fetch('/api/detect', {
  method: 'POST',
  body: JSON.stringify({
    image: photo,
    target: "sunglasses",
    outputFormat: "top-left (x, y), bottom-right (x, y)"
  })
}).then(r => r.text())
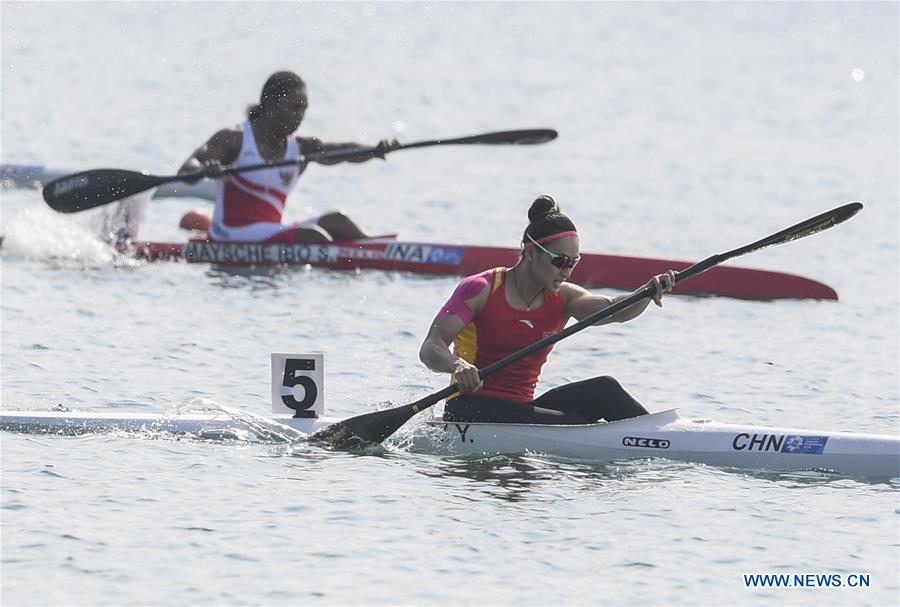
top-left (526, 233), bottom-right (581, 269)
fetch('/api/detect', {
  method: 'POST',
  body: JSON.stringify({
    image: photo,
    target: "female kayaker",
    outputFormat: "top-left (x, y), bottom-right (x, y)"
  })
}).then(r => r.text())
top-left (178, 71), bottom-right (399, 243)
top-left (419, 195), bottom-right (676, 424)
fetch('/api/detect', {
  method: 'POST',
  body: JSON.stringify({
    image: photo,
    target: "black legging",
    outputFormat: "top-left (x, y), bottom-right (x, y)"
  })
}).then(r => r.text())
top-left (443, 376), bottom-right (649, 425)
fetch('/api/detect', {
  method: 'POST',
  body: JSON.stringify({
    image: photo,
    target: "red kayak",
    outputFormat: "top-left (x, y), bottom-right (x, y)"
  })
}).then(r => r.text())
top-left (121, 237), bottom-right (838, 300)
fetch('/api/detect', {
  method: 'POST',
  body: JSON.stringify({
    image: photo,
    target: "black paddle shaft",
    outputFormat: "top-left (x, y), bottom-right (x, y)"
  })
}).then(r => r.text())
top-left (42, 128), bottom-right (558, 213)
top-left (310, 202), bottom-right (863, 448)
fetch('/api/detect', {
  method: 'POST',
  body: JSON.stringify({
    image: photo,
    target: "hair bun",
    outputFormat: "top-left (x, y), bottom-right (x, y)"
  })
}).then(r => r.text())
top-left (527, 195), bottom-right (559, 223)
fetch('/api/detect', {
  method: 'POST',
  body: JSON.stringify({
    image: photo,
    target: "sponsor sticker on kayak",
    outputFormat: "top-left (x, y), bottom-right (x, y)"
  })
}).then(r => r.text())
top-left (731, 433), bottom-right (829, 455)
top-left (622, 436), bottom-right (670, 449)
top-left (780, 435), bottom-right (829, 454)
top-left (184, 241), bottom-right (314, 264)
top-left (384, 243), bottom-right (463, 265)
top-left (182, 241), bottom-right (464, 266)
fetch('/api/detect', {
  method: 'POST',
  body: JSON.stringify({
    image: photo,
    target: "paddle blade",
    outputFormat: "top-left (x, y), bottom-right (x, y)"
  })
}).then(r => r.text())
top-left (43, 169), bottom-right (169, 213)
top-left (398, 129), bottom-right (558, 151)
top-left (464, 129), bottom-right (558, 145)
top-left (677, 202), bottom-right (864, 284)
top-left (309, 403), bottom-right (419, 449)
top-left (740, 202), bottom-right (863, 254)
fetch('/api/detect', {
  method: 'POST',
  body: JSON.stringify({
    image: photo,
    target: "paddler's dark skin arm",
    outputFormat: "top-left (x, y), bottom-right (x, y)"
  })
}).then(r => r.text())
top-left (298, 136), bottom-right (401, 165)
top-left (178, 129), bottom-right (242, 184)
top-left (178, 132), bottom-right (400, 182)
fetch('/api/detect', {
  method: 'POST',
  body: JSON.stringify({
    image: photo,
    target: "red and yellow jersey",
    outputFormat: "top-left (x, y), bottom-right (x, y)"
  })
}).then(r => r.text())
top-left (448, 267), bottom-right (565, 402)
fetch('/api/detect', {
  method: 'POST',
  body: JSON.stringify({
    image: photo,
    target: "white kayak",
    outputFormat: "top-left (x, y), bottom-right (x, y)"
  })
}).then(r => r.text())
top-left (421, 409), bottom-right (900, 478)
top-left (2, 408), bottom-right (897, 478)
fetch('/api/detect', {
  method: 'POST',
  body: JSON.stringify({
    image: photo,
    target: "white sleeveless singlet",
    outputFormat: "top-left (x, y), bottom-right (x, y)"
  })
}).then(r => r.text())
top-left (209, 120), bottom-right (304, 242)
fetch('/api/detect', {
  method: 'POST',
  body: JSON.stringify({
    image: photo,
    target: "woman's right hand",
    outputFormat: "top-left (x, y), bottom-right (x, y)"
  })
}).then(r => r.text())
top-left (452, 359), bottom-right (483, 393)
top-left (198, 159), bottom-right (225, 178)
top-left (179, 159), bottom-right (225, 184)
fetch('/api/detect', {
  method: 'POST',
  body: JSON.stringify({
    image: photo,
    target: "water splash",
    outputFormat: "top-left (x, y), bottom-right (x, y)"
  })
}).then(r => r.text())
top-left (166, 398), bottom-right (307, 444)
top-left (1, 192), bottom-right (148, 267)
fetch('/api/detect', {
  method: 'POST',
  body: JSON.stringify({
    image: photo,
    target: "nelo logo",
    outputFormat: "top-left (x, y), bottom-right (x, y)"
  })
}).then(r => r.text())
top-left (622, 436), bottom-right (670, 449)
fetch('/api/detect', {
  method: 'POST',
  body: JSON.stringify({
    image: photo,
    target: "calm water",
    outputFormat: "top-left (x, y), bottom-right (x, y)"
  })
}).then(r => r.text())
top-left (2, 2), bottom-right (898, 606)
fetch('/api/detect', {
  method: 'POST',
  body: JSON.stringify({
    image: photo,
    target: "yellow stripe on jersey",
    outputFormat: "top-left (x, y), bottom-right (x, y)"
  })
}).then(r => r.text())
top-left (448, 268), bottom-right (500, 401)
top-left (491, 267), bottom-right (504, 294)
top-left (454, 323), bottom-right (477, 364)
top-left (449, 323), bottom-right (477, 401)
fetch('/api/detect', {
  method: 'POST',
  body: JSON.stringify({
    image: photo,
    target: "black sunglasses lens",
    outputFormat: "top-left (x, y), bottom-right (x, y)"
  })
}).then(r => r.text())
top-left (550, 255), bottom-right (579, 269)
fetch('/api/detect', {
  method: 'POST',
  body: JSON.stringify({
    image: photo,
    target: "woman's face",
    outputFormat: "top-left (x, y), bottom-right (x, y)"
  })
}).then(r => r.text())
top-left (269, 85), bottom-right (308, 133)
top-left (525, 234), bottom-right (580, 293)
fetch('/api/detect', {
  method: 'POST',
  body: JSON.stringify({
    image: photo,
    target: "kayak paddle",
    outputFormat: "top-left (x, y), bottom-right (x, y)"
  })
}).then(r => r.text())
top-left (310, 202), bottom-right (864, 449)
top-left (42, 128), bottom-right (557, 213)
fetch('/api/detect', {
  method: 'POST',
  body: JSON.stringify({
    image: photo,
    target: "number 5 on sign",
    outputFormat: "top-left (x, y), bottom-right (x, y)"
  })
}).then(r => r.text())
top-left (271, 353), bottom-right (324, 418)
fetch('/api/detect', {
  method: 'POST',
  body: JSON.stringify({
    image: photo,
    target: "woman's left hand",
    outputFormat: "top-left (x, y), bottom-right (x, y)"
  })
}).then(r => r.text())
top-left (646, 270), bottom-right (677, 306)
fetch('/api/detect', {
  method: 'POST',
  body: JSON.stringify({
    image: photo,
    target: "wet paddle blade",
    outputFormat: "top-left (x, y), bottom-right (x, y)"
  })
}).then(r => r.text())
top-left (309, 404), bottom-right (417, 449)
top-left (309, 391), bottom-right (451, 449)
top-left (677, 202), bottom-right (864, 283)
top-left (455, 128), bottom-right (558, 145)
top-left (43, 169), bottom-right (172, 213)
top-left (397, 129), bottom-right (558, 150)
